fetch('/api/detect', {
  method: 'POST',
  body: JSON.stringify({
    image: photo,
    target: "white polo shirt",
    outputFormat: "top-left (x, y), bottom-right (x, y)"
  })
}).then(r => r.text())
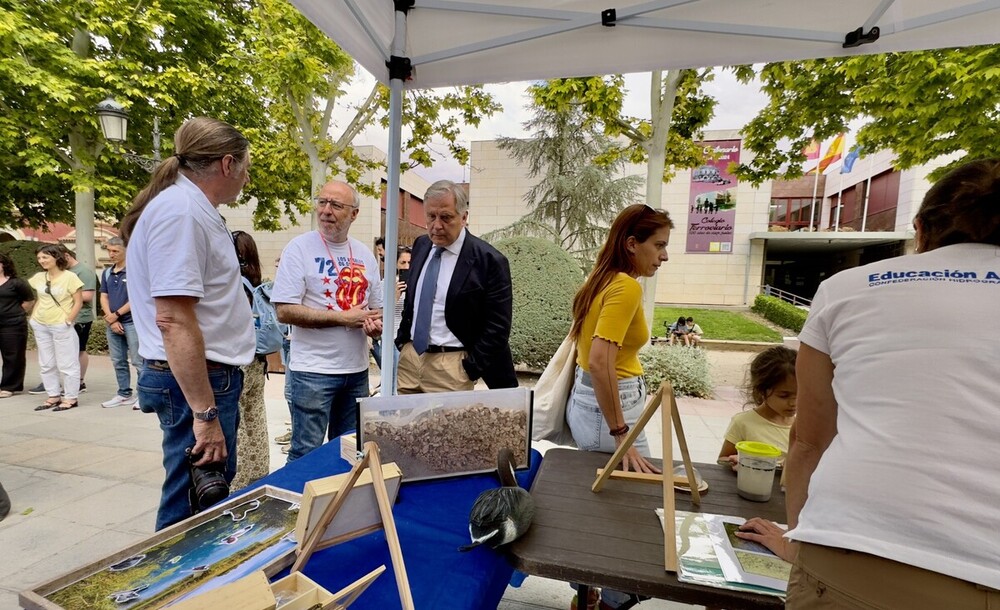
top-left (127, 174), bottom-right (255, 366)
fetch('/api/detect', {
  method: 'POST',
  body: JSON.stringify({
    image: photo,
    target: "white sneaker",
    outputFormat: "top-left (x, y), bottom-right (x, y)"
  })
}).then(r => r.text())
top-left (102, 394), bottom-right (138, 408)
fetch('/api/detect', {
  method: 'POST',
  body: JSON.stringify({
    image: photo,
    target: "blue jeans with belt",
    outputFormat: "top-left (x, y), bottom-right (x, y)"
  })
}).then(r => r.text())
top-left (285, 369), bottom-right (369, 463)
top-left (138, 361), bottom-right (243, 531)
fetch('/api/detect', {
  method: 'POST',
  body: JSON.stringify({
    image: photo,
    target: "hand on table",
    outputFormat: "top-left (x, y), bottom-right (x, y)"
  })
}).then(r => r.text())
top-left (614, 436), bottom-right (662, 474)
top-left (736, 517), bottom-right (797, 562)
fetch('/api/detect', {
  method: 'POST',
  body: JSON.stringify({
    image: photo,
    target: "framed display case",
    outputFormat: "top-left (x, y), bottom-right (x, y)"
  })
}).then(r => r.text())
top-left (20, 486), bottom-right (301, 610)
top-left (358, 387), bottom-right (533, 481)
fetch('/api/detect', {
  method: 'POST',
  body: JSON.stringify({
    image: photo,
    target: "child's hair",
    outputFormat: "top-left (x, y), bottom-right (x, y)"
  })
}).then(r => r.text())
top-left (743, 345), bottom-right (798, 408)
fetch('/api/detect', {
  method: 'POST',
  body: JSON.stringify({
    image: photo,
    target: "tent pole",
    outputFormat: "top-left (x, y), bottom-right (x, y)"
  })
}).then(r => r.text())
top-left (380, 8), bottom-right (409, 394)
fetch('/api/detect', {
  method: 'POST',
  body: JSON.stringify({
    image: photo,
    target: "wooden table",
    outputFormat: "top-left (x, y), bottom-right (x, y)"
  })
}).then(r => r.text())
top-left (508, 448), bottom-right (786, 610)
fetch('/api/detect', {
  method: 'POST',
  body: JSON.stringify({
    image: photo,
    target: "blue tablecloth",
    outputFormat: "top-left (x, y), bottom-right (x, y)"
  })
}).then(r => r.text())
top-left (246, 440), bottom-right (542, 610)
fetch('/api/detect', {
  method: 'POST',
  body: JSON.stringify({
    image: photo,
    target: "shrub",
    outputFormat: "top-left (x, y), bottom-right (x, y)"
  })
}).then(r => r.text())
top-left (492, 236), bottom-right (583, 370)
top-left (751, 294), bottom-right (807, 333)
top-left (639, 344), bottom-right (713, 398)
top-left (0, 239), bottom-right (44, 279)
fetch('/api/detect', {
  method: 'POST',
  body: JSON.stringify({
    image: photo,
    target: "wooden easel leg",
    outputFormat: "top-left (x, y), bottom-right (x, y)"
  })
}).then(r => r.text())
top-left (592, 387), bottom-right (663, 493)
top-left (661, 385), bottom-right (678, 572)
top-left (367, 443), bottom-right (415, 610)
top-left (669, 391), bottom-right (701, 506)
top-left (292, 451), bottom-right (370, 573)
top-left (329, 565), bottom-right (386, 609)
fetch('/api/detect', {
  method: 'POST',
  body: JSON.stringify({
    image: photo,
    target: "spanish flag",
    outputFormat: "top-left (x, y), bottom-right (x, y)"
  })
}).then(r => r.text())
top-left (802, 139), bottom-right (820, 161)
top-left (809, 134), bottom-right (845, 174)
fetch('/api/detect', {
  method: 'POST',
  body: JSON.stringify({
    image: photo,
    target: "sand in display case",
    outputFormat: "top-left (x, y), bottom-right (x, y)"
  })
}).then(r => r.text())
top-left (358, 387), bottom-right (532, 481)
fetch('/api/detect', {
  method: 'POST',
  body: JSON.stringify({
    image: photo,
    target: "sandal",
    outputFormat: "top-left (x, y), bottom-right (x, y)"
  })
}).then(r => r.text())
top-left (52, 400), bottom-right (79, 412)
top-left (35, 398), bottom-right (61, 411)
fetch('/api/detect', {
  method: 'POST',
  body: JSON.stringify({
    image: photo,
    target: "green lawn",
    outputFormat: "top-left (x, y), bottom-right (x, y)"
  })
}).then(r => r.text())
top-left (653, 307), bottom-right (783, 342)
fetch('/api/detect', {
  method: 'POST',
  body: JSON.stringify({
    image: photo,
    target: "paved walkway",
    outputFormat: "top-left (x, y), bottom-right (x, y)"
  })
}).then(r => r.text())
top-left (0, 352), bottom-right (745, 609)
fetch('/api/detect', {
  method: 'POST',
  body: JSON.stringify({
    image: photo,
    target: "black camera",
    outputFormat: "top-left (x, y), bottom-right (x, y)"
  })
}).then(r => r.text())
top-left (185, 447), bottom-right (230, 512)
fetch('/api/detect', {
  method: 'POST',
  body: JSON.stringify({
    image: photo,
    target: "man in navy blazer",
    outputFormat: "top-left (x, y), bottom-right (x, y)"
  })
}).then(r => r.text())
top-left (395, 180), bottom-right (517, 393)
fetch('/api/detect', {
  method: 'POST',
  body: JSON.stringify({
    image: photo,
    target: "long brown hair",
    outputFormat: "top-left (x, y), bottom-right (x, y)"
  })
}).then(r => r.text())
top-left (120, 117), bottom-right (249, 244)
top-left (915, 158), bottom-right (1000, 251)
top-left (232, 230), bottom-right (262, 288)
top-left (569, 204), bottom-right (673, 340)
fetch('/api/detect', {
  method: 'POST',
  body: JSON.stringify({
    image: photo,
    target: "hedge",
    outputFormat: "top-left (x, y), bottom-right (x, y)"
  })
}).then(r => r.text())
top-left (492, 236), bottom-right (583, 370)
top-left (750, 294), bottom-right (808, 333)
top-left (638, 344), bottom-right (713, 398)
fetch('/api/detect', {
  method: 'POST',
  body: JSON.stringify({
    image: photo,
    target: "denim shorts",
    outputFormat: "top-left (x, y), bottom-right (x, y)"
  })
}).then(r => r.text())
top-left (565, 367), bottom-right (650, 456)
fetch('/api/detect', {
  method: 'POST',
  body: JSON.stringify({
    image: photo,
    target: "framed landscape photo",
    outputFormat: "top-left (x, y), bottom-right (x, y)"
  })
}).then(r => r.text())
top-left (20, 486), bottom-right (302, 610)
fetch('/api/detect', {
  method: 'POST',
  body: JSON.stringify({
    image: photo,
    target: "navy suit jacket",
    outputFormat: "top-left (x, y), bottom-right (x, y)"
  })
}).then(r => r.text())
top-left (396, 232), bottom-right (517, 389)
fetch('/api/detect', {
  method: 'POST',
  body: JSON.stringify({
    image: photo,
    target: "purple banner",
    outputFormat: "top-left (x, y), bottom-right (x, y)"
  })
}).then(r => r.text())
top-left (685, 140), bottom-right (740, 254)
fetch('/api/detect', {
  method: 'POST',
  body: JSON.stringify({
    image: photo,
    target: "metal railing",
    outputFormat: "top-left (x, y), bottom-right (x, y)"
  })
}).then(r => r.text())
top-left (761, 285), bottom-right (812, 308)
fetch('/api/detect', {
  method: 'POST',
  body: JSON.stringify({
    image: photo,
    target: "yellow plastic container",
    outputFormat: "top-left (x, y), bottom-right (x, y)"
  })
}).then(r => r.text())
top-left (735, 441), bottom-right (781, 502)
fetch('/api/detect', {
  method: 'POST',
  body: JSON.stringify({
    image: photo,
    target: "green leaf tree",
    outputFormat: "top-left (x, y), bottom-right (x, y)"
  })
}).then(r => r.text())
top-left (735, 46), bottom-right (1000, 184)
top-left (242, 0), bottom-right (501, 230)
top-left (0, 0), bottom-right (298, 268)
top-left (484, 103), bottom-right (642, 268)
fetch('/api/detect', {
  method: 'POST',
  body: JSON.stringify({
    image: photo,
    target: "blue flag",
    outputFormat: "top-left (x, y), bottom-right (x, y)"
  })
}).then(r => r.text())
top-left (841, 145), bottom-right (862, 174)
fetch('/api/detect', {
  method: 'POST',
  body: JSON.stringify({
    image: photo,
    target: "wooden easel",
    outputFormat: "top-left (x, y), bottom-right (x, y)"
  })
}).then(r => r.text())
top-left (329, 565), bottom-right (386, 609)
top-left (292, 442), bottom-right (415, 610)
top-left (591, 381), bottom-right (700, 573)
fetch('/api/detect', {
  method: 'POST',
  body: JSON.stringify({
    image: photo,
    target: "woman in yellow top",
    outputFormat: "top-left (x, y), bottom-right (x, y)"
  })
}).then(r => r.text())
top-left (27, 244), bottom-right (83, 411)
top-left (567, 204), bottom-right (673, 474)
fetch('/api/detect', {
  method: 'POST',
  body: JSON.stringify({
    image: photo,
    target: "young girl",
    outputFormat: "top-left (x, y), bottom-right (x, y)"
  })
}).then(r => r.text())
top-left (718, 345), bottom-right (797, 467)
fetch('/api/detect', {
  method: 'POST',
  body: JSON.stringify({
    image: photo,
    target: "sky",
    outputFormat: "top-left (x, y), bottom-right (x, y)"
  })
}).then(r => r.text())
top-left (341, 67), bottom-right (773, 184)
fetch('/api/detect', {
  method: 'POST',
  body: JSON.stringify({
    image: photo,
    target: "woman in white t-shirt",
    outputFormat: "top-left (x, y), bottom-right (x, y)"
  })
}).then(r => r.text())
top-left (780, 159), bottom-right (1000, 608)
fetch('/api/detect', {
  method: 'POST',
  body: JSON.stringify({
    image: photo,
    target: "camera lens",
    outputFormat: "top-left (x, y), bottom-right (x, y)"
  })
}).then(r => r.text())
top-left (187, 447), bottom-right (230, 511)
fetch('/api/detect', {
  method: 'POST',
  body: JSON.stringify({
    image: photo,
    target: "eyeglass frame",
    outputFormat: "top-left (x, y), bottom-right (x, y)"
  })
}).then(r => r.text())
top-left (313, 197), bottom-right (359, 213)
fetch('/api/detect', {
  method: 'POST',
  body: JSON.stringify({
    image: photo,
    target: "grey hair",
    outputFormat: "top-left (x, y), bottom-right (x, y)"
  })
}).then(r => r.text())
top-left (106, 236), bottom-right (124, 247)
top-left (425, 180), bottom-right (469, 215)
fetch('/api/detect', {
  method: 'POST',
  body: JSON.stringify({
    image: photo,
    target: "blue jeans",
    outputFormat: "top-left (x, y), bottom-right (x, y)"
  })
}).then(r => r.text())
top-left (286, 369), bottom-right (368, 462)
top-left (138, 362), bottom-right (243, 530)
top-left (565, 367), bottom-right (649, 456)
top-left (106, 322), bottom-right (141, 397)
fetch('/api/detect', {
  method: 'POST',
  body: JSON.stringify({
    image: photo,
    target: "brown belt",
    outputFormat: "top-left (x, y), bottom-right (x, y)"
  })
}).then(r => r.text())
top-left (144, 359), bottom-right (233, 371)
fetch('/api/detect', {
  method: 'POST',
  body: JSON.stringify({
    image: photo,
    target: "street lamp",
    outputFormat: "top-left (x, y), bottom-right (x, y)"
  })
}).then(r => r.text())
top-left (95, 97), bottom-right (161, 173)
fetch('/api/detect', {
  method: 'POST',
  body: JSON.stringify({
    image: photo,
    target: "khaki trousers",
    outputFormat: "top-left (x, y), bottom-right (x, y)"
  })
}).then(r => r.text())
top-left (396, 343), bottom-right (474, 394)
top-left (787, 542), bottom-right (1000, 610)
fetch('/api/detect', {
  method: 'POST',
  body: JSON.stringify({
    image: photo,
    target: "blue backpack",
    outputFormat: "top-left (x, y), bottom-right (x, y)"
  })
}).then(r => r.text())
top-left (242, 278), bottom-right (286, 356)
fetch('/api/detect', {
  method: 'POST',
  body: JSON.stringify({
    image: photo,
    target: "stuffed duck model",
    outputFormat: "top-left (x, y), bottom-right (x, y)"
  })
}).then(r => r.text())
top-left (459, 448), bottom-right (535, 551)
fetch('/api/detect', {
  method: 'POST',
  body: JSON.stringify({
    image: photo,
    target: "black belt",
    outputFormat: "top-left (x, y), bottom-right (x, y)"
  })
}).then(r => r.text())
top-left (144, 359), bottom-right (234, 371)
top-left (424, 345), bottom-right (464, 353)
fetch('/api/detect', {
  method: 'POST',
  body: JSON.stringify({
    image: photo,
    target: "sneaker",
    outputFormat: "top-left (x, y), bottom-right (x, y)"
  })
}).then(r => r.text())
top-left (281, 445), bottom-right (290, 454)
top-left (79, 382), bottom-right (87, 393)
top-left (274, 431), bottom-right (292, 445)
top-left (102, 394), bottom-right (138, 408)
top-left (28, 383), bottom-right (47, 395)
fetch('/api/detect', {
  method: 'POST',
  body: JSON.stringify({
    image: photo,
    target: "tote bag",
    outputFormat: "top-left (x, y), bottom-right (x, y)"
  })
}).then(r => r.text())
top-left (532, 334), bottom-right (578, 447)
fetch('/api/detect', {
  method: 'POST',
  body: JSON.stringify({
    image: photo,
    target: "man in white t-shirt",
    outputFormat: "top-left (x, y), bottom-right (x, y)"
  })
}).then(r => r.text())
top-left (271, 180), bottom-right (383, 462)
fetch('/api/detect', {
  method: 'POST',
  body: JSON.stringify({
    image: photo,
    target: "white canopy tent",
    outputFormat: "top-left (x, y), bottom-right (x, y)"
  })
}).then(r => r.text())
top-left (286, 0), bottom-right (1000, 391)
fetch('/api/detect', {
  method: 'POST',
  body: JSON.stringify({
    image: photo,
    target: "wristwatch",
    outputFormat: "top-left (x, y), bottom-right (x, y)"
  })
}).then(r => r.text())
top-left (193, 406), bottom-right (219, 422)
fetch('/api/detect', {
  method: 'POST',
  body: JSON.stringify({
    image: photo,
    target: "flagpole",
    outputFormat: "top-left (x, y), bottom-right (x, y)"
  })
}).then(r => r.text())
top-left (835, 169), bottom-right (844, 231)
top-left (861, 155), bottom-right (875, 232)
top-left (808, 164), bottom-right (820, 231)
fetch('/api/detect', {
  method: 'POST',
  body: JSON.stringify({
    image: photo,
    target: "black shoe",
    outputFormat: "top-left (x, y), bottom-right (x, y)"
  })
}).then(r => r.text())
top-left (0, 482), bottom-right (10, 521)
top-left (28, 383), bottom-right (46, 395)
top-left (79, 382), bottom-right (87, 393)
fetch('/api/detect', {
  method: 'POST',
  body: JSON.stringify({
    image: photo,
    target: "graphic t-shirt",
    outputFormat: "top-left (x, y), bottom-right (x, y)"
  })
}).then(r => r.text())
top-left (271, 232), bottom-right (383, 374)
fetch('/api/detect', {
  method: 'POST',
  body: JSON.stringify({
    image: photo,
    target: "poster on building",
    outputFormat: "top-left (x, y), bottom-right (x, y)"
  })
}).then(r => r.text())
top-left (686, 140), bottom-right (740, 254)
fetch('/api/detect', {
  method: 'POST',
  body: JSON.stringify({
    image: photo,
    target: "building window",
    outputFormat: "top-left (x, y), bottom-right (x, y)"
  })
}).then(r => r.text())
top-left (769, 198), bottom-right (816, 230)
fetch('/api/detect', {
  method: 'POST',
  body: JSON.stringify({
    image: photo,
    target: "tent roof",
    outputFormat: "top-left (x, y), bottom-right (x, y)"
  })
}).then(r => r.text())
top-left (289, 0), bottom-right (1000, 89)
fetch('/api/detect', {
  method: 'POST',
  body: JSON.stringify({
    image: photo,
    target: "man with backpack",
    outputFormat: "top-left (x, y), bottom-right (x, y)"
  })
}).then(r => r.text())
top-left (100, 237), bottom-right (142, 409)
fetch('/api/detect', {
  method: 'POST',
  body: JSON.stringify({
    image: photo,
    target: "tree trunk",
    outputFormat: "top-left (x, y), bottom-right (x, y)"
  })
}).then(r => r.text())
top-left (309, 161), bottom-right (327, 230)
top-left (641, 70), bottom-right (683, 333)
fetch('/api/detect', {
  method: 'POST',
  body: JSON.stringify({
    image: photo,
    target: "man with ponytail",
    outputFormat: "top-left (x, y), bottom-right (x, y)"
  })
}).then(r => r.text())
top-left (121, 117), bottom-right (256, 530)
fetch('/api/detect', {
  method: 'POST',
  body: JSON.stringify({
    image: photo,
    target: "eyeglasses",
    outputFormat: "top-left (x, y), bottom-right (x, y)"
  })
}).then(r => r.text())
top-left (314, 198), bottom-right (357, 212)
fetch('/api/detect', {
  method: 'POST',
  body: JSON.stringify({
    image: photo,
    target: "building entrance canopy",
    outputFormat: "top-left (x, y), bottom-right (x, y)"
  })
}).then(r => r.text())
top-left (750, 230), bottom-right (912, 255)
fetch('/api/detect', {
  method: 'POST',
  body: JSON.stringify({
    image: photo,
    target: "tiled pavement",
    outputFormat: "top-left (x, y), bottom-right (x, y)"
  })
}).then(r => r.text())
top-left (0, 353), bottom-right (747, 610)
